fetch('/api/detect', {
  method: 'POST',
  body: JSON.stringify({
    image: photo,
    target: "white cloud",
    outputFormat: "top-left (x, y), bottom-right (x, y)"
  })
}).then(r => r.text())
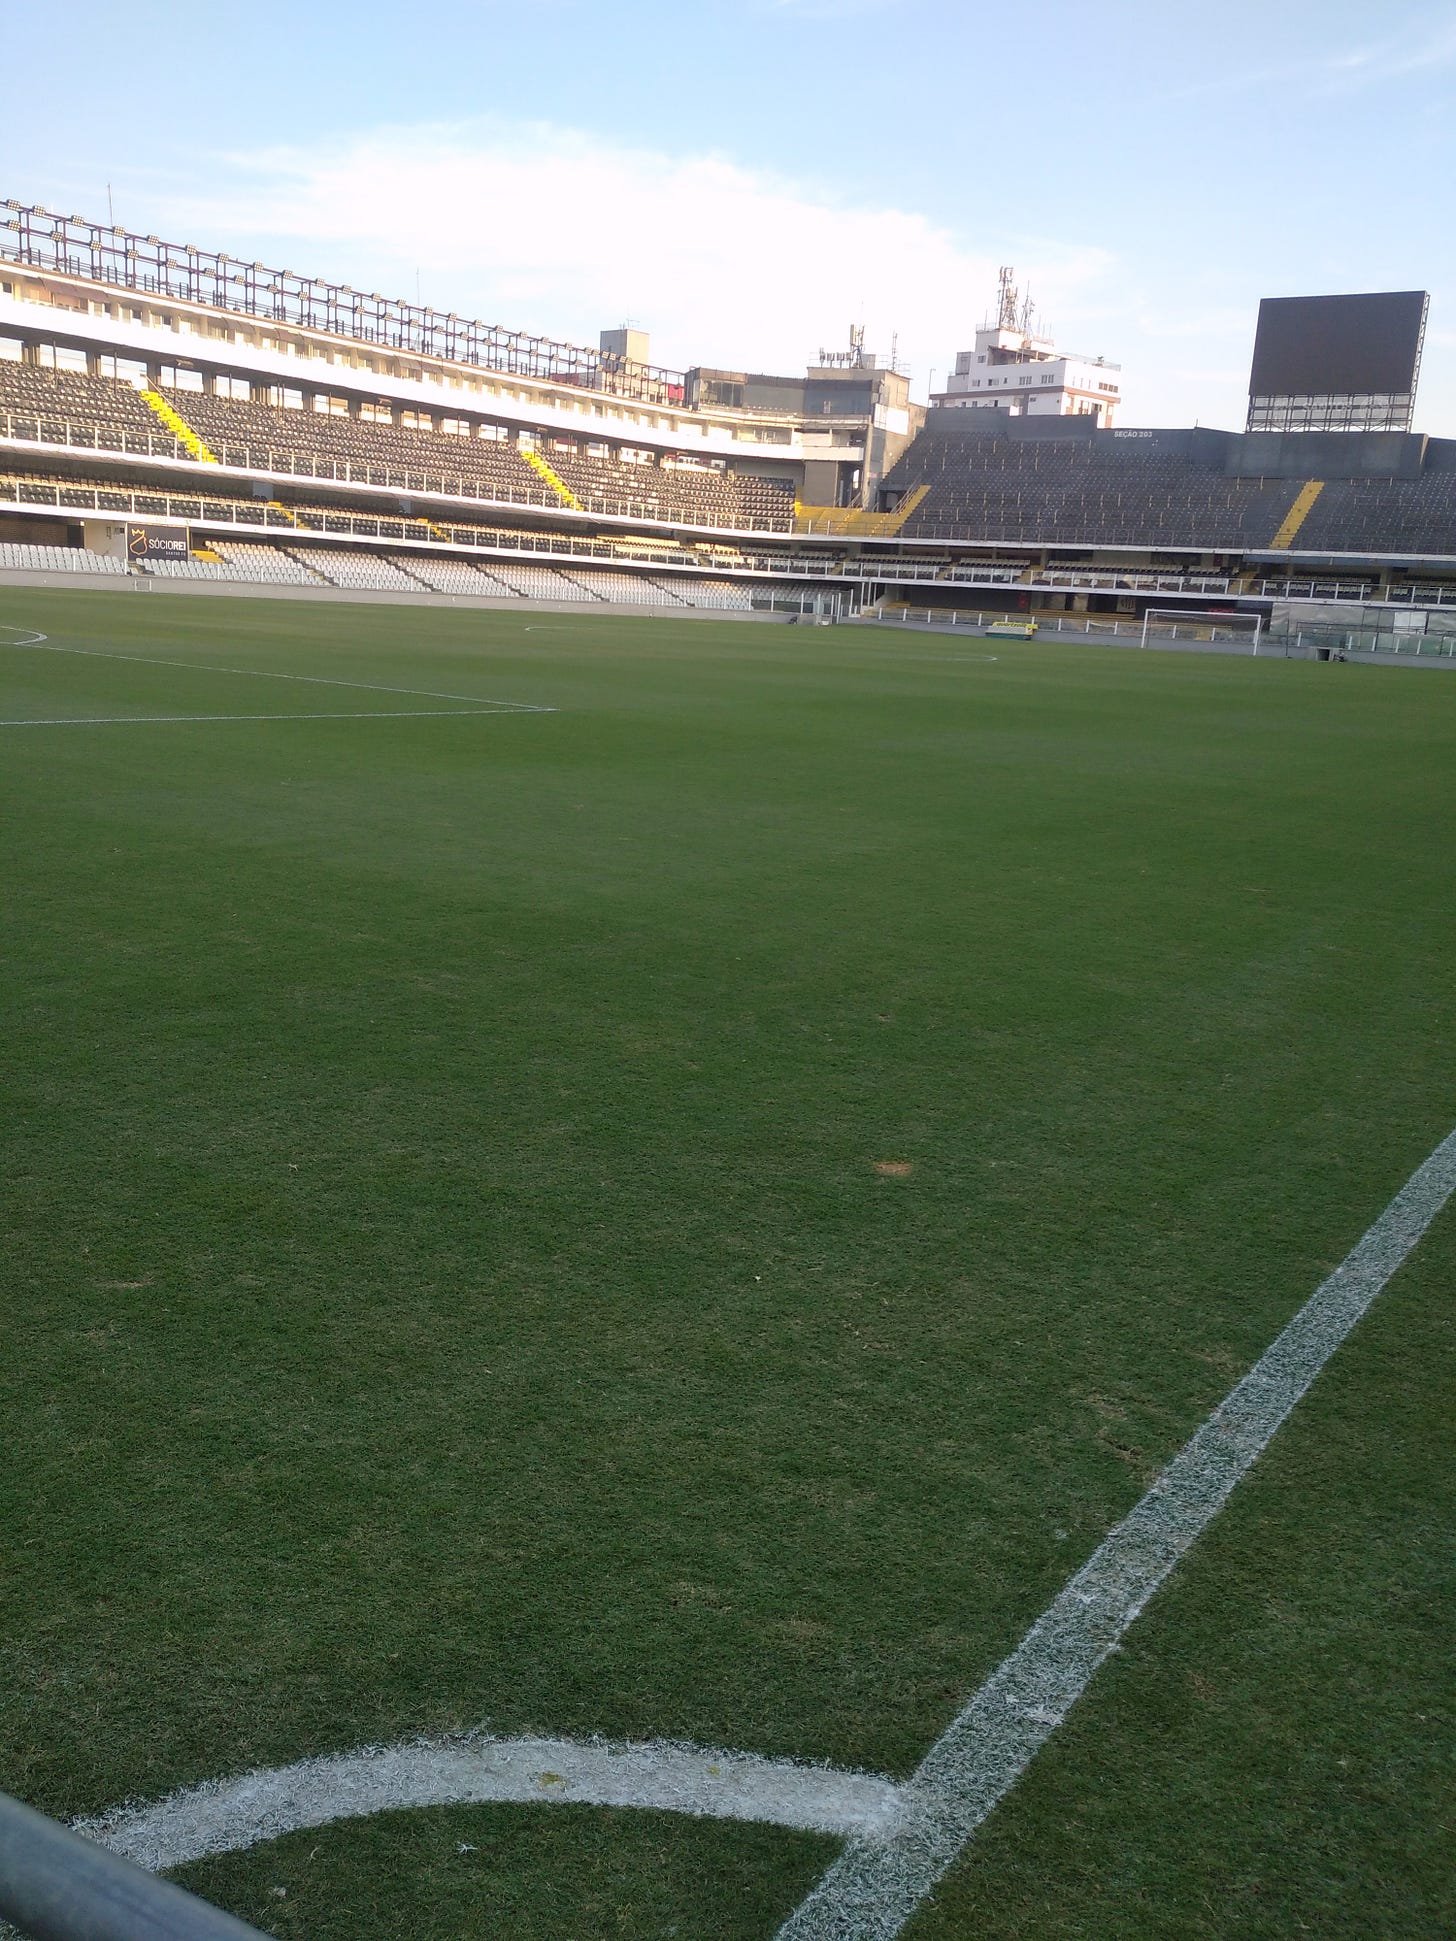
top-left (1323, 14), bottom-right (1456, 82)
top-left (1172, 9), bottom-right (1456, 98)
top-left (144, 120), bottom-right (1114, 401)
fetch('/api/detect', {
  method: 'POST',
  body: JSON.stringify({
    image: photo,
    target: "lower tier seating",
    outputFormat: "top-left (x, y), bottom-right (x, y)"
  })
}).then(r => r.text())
top-left (0, 539), bottom-right (128, 573)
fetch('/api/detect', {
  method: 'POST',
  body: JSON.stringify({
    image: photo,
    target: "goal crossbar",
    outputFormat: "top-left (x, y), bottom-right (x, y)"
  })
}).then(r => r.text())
top-left (1140, 607), bottom-right (1264, 653)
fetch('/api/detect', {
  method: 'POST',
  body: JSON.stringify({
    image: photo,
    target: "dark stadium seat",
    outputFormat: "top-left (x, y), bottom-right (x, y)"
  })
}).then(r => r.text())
top-left (878, 426), bottom-right (1301, 549)
top-left (0, 363), bottom-right (178, 454)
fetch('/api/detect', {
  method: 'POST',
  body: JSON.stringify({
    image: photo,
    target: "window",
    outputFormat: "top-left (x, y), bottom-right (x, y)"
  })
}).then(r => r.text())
top-left (34, 343), bottom-right (90, 373)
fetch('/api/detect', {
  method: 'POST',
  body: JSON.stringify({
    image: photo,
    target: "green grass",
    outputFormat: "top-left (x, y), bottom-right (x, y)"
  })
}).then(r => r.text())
top-left (2, 589), bottom-right (1452, 1937)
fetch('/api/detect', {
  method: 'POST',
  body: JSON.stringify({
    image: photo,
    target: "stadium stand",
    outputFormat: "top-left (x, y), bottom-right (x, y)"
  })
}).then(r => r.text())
top-left (880, 418), bottom-right (1301, 549)
top-left (2, 208), bottom-right (1453, 630)
top-left (288, 548), bottom-right (423, 592)
top-left (209, 540), bottom-right (325, 586)
top-left (1290, 472), bottom-right (1456, 555)
top-left (487, 563), bottom-right (598, 601)
top-left (0, 362), bottom-right (798, 536)
top-left (394, 556), bottom-right (512, 596)
top-left (0, 364), bottom-right (176, 453)
top-left (136, 556), bottom-right (243, 581)
top-left (878, 414), bottom-right (1456, 561)
top-left (542, 446), bottom-right (794, 532)
top-left (0, 540), bottom-right (127, 573)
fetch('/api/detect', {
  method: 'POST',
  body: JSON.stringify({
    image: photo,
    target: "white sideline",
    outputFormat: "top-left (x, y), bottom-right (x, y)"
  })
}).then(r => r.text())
top-left (75, 1735), bottom-right (902, 1871)
top-left (776, 1122), bottom-right (1456, 1940)
top-left (0, 633), bottom-right (554, 711)
top-left (0, 709), bottom-right (542, 727)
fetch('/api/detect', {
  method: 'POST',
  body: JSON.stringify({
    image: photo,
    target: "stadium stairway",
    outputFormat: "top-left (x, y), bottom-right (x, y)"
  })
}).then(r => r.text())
top-left (645, 574), bottom-right (691, 605)
top-left (522, 449), bottom-right (582, 510)
top-left (140, 391), bottom-right (218, 463)
top-left (794, 484), bottom-right (930, 537)
top-left (554, 566), bottom-right (609, 600)
top-left (1270, 480), bottom-right (1326, 550)
top-left (276, 544), bottom-right (332, 585)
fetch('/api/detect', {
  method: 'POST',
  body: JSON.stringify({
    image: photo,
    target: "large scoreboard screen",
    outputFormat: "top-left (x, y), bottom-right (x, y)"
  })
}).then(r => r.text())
top-left (1249, 291), bottom-right (1428, 398)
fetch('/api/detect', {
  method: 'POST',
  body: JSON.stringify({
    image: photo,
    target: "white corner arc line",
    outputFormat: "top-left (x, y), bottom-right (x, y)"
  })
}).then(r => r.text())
top-left (0, 636), bottom-right (554, 711)
top-left (75, 1735), bottom-right (902, 1873)
top-left (776, 1121), bottom-right (1456, 1941)
top-left (0, 624), bottom-right (48, 647)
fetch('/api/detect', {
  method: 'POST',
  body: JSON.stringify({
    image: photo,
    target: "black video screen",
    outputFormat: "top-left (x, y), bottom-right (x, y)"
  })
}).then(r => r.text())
top-left (1249, 292), bottom-right (1427, 397)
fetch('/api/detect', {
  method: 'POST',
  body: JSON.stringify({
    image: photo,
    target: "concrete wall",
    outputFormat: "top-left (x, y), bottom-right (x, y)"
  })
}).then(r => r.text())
top-left (1230, 430), bottom-right (1428, 480)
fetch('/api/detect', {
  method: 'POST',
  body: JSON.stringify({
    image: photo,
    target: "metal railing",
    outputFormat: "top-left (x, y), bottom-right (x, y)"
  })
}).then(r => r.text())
top-left (0, 1788), bottom-right (265, 1941)
top-left (0, 473), bottom-right (858, 585)
top-left (872, 606), bottom-right (1149, 638)
top-left (0, 411), bottom-right (187, 464)
top-left (1259, 576), bottom-right (1456, 607)
top-left (1, 201), bottom-right (689, 407)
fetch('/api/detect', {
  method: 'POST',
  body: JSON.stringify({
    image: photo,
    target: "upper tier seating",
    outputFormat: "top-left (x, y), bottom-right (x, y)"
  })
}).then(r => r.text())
top-left (879, 431), bottom-right (1300, 549)
top-left (1292, 474), bottom-right (1456, 556)
top-left (0, 364), bottom-right (795, 532)
top-left (0, 363), bottom-right (175, 452)
top-left (165, 387), bottom-right (550, 505)
top-left (542, 447), bottom-right (793, 532)
top-left (879, 424), bottom-right (1456, 556)
top-left (159, 387), bottom-right (794, 532)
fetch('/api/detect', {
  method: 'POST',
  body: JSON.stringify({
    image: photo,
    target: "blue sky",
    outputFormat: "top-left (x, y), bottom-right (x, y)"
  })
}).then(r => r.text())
top-left (5, 0), bottom-right (1454, 431)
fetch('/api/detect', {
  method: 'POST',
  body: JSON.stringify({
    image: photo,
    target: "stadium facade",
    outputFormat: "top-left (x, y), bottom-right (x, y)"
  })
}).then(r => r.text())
top-left (1, 200), bottom-right (1453, 648)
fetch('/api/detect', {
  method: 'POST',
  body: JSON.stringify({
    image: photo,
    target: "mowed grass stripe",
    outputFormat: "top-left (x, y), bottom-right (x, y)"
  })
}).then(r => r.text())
top-left (4, 588), bottom-right (1453, 1936)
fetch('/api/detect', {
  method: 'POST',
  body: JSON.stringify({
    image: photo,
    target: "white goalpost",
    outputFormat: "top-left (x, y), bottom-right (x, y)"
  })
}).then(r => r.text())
top-left (1139, 607), bottom-right (1264, 654)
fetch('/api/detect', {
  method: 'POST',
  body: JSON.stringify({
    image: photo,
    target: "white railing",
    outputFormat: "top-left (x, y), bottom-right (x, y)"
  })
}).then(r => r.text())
top-left (871, 606), bottom-right (1147, 639)
top-left (0, 408), bottom-right (186, 463)
top-left (1260, 578), bottom-right (1456, 608)
top-left (0, 472), bottom-right (854, 584)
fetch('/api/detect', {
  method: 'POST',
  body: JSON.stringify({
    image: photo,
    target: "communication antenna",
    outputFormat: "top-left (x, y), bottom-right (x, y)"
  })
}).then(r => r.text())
top-left (817, 323), bottom-right (869, 369)
top-left (997, 266), bottom-right (1019, 332)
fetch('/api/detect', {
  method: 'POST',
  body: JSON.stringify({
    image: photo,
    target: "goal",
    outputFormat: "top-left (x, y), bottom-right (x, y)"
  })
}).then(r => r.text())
top-left (1139, 607), bottom-right (1264, 654)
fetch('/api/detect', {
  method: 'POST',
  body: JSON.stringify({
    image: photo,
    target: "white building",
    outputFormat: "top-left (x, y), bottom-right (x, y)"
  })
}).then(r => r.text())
top-left (932, 274), bottom-right (1122, 425)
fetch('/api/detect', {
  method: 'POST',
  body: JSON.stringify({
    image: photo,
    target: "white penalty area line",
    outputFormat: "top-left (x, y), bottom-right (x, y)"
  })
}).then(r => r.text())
top-left (0, 630), bottom-right (554, 713)
top-left (777, 1120), bottom-right (1456, 1941)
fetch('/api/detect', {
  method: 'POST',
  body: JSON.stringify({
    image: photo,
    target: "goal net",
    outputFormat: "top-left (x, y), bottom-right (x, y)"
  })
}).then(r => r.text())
top-left (1139, 607), bottom-right (1263, 653)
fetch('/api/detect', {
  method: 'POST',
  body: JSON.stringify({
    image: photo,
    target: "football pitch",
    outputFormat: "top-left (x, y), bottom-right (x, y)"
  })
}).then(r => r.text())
top-left (3, 589), bottom-right (1452, 1938)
